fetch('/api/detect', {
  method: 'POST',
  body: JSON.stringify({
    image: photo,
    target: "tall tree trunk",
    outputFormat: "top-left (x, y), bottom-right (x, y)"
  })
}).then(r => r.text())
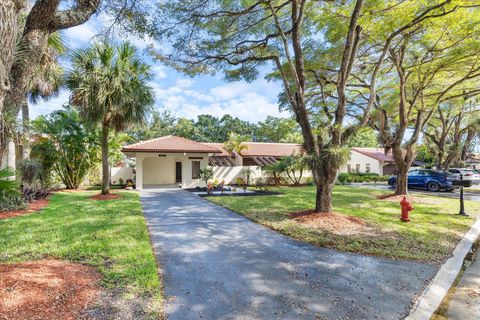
top-left (6, 139), bottom-right (16, 172)
top-left (392, 144), bottom-right (416, 195)
top-left (21, 96), bottom-right (30, 159)
top-left (312, 163), bottom-right (337, 212)
top-left (101, 125), bottom-right (110, 195)
top-left (395, 164), bottom-right (409, 195)
top-left (0, 0), bottom-right (25, 112)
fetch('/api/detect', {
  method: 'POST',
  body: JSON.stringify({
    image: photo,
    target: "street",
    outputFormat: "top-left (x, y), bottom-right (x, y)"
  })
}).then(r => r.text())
top-left (355, 183), bottom-right (480, 202)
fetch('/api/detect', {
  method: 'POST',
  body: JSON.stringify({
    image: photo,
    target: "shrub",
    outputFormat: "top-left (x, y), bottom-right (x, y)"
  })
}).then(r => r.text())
top-left (344, 173), bottom-right (389, 183)
top-left (305, 177), bottom-right (315, 186)
top-left (23, 187), bottom-right (49, 202)
top-left (0, 194), bottom-right (26, 212)
top-left (337, 173), bottom-right (350, 184)
top-left (0, 168), bottom-right (25, 212)
top-left (118, 178), bottom-right (125, 186)
top-left (236, 177), bottom-right (246, 186)
top-left (0, 168), bottom-right (19, 198)
top-left (17, 159), bottom-right (43, 188)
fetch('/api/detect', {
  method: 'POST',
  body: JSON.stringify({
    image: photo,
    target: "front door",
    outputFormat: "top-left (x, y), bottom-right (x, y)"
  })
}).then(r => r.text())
top-left (175, 162), bottom-right (182, 183)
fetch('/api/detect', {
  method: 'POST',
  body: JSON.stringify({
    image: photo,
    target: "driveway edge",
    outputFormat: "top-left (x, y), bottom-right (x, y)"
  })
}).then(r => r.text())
top-left (406, 218), bottom-right (480, 320)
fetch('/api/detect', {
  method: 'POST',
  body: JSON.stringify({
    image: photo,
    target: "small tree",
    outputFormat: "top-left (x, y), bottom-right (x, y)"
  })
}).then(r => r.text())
top-left (31, 137), bottom-right (58, 188)
top-left (263, 162), bottom-right (284, 186)
top-left (31, 107), bottom-right (100, 189)
top-left (198, 167), bottom-right (214, 188)
top-left (280, 155), bottom-right (307, 185)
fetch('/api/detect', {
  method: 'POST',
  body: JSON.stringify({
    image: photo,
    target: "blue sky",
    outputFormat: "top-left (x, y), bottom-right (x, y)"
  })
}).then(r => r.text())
top-left (32, 15), bottom-right (290, 123)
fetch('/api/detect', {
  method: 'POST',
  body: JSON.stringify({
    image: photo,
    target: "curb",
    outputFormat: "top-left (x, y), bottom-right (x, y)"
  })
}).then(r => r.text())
top-left (406, 218), bottom-right (480, 320)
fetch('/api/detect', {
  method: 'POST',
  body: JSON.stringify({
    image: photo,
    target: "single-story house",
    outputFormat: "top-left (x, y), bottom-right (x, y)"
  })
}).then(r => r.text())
top-left (122, 135), bottom-right (222, 189)
top-left (122, 136), bottom-right (403, 189)
top-left (340, 148), bottom-right (397, 176)
top-left (121, 135), bottom-right (307, 189)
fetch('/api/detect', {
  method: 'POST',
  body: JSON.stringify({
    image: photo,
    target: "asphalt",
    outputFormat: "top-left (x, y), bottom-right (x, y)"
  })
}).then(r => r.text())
top-left (140, 188), bottom-right (437, 320)
top-left (354, 183), bottom-right (480, 202)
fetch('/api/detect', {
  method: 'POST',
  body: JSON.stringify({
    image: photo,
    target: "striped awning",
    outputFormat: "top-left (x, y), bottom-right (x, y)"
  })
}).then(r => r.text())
top-left (208, 156), bottom-right (236, 167)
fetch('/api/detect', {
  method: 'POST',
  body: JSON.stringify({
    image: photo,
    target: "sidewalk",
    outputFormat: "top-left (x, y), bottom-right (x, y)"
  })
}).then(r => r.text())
top-left (442, 251), bottom-right (480, 319)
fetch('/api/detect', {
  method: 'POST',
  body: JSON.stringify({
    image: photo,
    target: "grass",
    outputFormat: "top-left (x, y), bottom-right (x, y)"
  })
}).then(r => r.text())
top-left (207, 185), bottom-right (480, 263)
top-left (0, 190), bottom-right (162, 317)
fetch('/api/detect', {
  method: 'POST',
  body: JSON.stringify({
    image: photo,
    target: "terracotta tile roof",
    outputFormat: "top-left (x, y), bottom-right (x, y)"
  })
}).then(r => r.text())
top-left (352, 147), bottom-right (394, 163)
top-left (204, 143), bottom-right (231, 157)
top-left (206, 142), bottom-right (303, 157)
top-left (122, 135), bottom-right (222, 153)
top-left (239, 142), bottom-right (303, 157)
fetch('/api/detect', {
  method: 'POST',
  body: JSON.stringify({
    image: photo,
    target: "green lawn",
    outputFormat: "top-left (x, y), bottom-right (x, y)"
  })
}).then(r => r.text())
top-left (0, 191), bottom-right (161, 317)
top-left (208, 186), bottom-right (480, 263)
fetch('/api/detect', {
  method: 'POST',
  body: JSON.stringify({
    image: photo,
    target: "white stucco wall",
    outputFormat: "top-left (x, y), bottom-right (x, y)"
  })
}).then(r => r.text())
top-left (212, 166), bottom-right (263, 184)
top-left (340, 150), bottom-right (383, 175)
top-left (111, 167), bottom-right (133, 184)
top-left (133, 152), bottom-right (210, 189)
top-left (143, 157), bottom-right (175, 185)
top-left (212, 165), bottom-right (313, 185)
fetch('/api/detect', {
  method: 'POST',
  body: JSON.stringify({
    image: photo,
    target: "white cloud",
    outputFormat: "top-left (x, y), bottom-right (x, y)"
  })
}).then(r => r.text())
top-left (150, 65), bottom-right (167, 79)
top-left (31, 90), bottom-right (70, 118)
top-left (150, 77), bottom-right (287, 122)
top-left (176, 78), bottom-right (194, 88)
top-left (62, 22), bottom-right (97, 49)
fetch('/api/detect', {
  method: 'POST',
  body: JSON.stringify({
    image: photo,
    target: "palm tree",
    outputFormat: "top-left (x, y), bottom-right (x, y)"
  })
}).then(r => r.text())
top-left (66, 41), bottom-right (155, 195)
top-left (223, 132), bottom-right (249, 155)
top-left (24, 32), bottom-right (65, 159)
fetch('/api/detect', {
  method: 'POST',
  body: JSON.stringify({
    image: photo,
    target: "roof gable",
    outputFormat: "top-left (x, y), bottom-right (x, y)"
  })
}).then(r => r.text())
top-left (351, 147), bottom-right (394, 163)
top-left (122, 135), bottom-right (222, 153)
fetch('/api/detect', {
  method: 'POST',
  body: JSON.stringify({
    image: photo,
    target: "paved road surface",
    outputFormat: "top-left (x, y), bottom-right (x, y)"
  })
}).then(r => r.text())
top-left (354, 183), bottom-right (480, 202)
top-left (141, 188), bottom-right (436, 320)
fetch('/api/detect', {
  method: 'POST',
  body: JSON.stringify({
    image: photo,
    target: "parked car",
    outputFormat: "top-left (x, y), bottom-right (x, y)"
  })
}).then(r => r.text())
top-left (388, 169), bottom-right (457, 192)
top-left (447, 168), bottom-right (480, 184)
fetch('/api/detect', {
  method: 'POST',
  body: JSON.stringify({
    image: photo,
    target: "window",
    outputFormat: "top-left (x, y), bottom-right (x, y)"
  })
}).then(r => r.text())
top-left (366, 163), bottom-right (371, 173)
top-left (192, 161), bottom-right (200, 179)
top-left (408, 170), bottom-right (418, 176)
top-left (356, 164), bottom-right (360, 173)
top-left (347, 164), bottom-right (351, 173)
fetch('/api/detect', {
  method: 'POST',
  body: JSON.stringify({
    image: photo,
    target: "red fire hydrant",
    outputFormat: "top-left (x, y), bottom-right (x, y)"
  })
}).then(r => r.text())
top-left (400, 196), bottom-right (413, 222)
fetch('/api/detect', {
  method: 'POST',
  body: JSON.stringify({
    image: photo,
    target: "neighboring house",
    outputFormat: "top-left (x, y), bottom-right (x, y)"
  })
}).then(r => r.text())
top-left (340, 148), bottom-right (397, 176)
top-left (466, 153), bottom-right (480, 170)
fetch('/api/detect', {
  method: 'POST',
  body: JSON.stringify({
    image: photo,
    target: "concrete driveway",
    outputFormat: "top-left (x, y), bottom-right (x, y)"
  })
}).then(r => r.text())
top-left (140, 188), bottom-right (436, 320)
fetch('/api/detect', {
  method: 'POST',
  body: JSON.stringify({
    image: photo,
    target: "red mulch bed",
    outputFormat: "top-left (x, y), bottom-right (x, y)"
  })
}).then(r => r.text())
top-left (0, 199), bottom-right (50, 220)
top-left (0, 260), bottom-right (101, 320)
top-left (288, 210), bottom-right (375, 236)
top-left (89, 193), bottom-right (121, 201)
